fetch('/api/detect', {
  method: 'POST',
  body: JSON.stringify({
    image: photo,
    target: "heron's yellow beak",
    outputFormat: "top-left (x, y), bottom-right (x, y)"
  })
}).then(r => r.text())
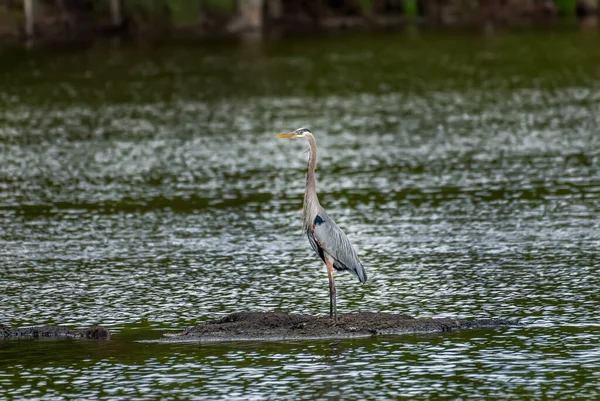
top-left (276, 133), bottom-right (295, 139)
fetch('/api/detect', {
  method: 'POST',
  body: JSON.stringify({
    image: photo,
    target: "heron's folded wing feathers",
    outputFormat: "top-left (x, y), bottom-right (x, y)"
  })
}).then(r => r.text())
top-left (311, 212), bottom-right (367, 283)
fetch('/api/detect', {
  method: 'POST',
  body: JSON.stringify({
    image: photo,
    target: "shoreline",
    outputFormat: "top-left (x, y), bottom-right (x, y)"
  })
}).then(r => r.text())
top-left (0, 1), bottom-right (597, 47)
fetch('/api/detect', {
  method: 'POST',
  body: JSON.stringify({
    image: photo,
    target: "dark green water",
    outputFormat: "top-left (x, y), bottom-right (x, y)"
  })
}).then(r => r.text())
top-left (1, 31), bottom-right (599, 399)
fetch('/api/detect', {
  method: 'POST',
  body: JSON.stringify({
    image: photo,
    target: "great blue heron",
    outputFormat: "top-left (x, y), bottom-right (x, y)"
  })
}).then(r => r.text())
top-left (277, 127), bottom-right (367, 322)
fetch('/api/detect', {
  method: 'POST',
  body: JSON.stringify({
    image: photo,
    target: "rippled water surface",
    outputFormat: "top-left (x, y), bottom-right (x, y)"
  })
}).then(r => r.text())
top-left (1, 31), bottom-right (599, 399)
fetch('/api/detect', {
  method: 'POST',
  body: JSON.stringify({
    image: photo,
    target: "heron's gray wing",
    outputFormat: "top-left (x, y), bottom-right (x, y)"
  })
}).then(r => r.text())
top-left (309, 211), bottom-right (367, 283)
top-left (307, 227), bottom-right (325, 263)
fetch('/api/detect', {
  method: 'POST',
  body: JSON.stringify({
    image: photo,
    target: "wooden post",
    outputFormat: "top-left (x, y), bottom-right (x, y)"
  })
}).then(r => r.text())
top-left (24, 0), bottom-right (34, 38)
top-left (109, 0), bottom-right (122, 26)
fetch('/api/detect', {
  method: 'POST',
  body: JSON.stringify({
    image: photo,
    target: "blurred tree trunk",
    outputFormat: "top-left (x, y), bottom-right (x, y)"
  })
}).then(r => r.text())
top-left (24, 0), bottom-right (34, 37)
top-left (228, 0), bottom-right (264, 32)
top-left (242, 0), bottom-right (264, 28)
top-left (109, 0), bottom-right (122, 26)
top-left (267, 0), bottom-right (282, 19)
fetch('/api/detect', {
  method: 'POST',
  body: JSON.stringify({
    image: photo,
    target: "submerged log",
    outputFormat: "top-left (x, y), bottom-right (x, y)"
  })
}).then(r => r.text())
top-left (0, 324), bottom-right (110, 339)
top-left (165, 311), bottom-right (521, 342)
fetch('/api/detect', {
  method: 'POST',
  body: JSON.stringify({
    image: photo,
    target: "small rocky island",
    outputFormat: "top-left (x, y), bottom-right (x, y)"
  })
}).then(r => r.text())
top-left (163, 311), bottom-right (521, 342)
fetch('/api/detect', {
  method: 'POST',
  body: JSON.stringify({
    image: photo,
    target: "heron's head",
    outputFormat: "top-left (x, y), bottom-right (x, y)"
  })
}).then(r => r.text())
top-left (276, 127), bottom-right (312, 139)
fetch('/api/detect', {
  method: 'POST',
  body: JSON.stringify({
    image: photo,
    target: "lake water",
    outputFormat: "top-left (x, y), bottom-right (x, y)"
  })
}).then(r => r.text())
top-left (1, 30), bottom-right (599, 399)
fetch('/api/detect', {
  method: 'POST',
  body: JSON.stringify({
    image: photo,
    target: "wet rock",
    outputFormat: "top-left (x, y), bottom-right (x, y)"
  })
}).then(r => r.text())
top-left (166, 311), bottom-right (521, 342)
top-left (0, 324), bottom-right (110, 339)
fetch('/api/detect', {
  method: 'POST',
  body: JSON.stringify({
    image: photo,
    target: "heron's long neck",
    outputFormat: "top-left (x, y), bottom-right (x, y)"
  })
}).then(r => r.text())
top-left (303, 134), bottom-right (320, 231)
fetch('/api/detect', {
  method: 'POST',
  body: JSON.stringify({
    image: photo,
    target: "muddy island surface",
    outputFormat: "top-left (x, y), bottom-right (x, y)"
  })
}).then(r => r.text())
top-left (163, 311), bottom-right (521, 343)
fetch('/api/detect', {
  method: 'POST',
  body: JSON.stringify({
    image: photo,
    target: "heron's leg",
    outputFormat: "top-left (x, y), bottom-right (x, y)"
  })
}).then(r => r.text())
top-left (326, 258), bottom-right (337, 322)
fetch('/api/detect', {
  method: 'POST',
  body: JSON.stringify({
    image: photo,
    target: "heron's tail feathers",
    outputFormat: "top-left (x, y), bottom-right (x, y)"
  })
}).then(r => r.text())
top-left (354, 263), bottom-right (367, 283)
top-left (333, 258), bottom-right (367, 283)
